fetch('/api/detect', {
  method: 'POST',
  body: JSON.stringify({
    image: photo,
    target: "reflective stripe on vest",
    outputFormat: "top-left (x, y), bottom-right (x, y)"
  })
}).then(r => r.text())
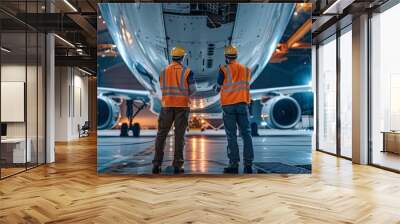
top-left (160, 63), bottom-right (190, 107)
top-left (221, 64), bottom-right (250, 92)
top-left (220, 63), bottom-right (251, 106)
top-left (160, 66), bottom-right (189, 97)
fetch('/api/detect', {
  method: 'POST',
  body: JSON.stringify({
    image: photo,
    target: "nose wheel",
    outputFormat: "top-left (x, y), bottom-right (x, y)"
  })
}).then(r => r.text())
top-left (121, 99), bottom-right (147, 137)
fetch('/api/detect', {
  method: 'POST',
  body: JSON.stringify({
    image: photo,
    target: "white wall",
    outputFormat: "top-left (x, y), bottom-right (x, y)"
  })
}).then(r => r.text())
top-left (1, 65), bottom-right (26, 138)
top-left (54, 67), bottom-right (89, 141)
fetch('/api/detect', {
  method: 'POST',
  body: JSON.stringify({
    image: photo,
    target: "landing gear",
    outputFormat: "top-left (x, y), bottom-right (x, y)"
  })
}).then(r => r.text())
top-left (131, 123), bottom-right (141, 137)
top-left (120, 123), bottom-right (129, 137)
top-left (125, 99), bottom-right (146, 137)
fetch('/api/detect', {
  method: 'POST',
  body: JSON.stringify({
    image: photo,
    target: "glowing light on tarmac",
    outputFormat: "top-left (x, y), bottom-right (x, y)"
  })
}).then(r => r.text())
top-left (200, 138), bottom-right (206, 173)
top-left (192, 138), bottom-right (197, 172)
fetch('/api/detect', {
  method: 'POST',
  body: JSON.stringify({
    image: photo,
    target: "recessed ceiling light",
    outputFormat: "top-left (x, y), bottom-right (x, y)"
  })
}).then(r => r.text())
top-left (78, 67), bottom-right (93, 76)
top-left (63, 0), bottom-right (78, 12)
top-left (1, 47), bottom-right (11, 53)
top-left (54, 34), bottom-right (75, 48)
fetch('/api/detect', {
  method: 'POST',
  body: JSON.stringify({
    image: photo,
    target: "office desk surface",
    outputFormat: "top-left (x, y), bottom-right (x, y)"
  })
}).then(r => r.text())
top-left (1, 138), bottom-right (27, 143)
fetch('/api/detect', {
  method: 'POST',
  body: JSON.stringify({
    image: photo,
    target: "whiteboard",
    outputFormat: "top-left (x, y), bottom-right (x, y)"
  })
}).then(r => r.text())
top-left (1, 82), bottom-right (25, 122)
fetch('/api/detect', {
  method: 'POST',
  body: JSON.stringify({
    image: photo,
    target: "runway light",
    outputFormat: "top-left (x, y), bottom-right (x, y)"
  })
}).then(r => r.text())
top-left (63, 0), bottom-right (78, 12)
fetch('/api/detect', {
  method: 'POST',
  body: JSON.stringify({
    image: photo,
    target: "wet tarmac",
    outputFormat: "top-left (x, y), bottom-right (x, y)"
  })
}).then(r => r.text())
top-left (97, 129), bottom-right (312, 174)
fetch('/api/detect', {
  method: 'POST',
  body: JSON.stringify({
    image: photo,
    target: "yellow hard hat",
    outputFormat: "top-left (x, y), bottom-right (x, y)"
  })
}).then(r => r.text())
top-left (224, 45), bottom-right (238, 56)
top-left (171, 46), bottom-right (185, 57)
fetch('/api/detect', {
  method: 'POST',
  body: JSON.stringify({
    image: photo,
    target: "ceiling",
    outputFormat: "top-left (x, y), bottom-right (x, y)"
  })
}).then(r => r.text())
top-left (0, 0), bottom-right (97, 74)
top-left (0, 0), bottom-right (391, 76)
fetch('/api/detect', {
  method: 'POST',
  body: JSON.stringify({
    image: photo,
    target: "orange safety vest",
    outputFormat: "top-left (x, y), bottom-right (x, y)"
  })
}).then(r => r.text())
top-left (159, 62), bottom-right (191, 107)
top-left (219, 61), bottom-right (251, 106)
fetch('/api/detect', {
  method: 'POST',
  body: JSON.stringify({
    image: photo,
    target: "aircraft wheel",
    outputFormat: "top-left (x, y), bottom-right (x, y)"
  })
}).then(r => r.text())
top-left (132, 123), bottom-right (141, 137)
top-left (120, 123), bottom-right (129, 137)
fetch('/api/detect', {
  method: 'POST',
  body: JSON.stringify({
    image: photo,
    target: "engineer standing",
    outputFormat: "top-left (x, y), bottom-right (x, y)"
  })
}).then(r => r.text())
top-left (152, 46), bottom-right (196, 174)
top-left (215, 45), bottom-right (254, 174)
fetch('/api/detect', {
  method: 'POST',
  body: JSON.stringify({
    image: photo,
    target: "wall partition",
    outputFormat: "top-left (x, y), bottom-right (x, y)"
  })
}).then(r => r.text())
top-left (316, 24), bottom-right (353, 159)
top-left (0, 1), bottom-right (46, 179)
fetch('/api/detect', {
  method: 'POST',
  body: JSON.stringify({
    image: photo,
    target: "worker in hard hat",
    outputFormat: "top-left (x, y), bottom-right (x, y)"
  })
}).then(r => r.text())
top-left (152, 46), bottom-right (196, 174)
top-left (215, 44), bottom-right (254, 174)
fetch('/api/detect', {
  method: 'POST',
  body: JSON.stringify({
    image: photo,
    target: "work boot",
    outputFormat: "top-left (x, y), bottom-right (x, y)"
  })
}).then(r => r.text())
top-left (223, 164), bottom-right (239, 174)
top-left (244, 165), bottom-right (253, 174)
top-left (173, 166), bottom-right (184, 174)
top-left (152, 165), bottom-right (161, 174)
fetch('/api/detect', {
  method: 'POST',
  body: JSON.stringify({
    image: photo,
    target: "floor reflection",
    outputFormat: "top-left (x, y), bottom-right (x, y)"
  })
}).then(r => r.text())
top-left (98, 130), bottom-right (313, 174)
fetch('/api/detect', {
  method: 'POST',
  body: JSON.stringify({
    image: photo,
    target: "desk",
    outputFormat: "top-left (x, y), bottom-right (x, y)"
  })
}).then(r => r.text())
top-left (382, 131), bottom-right (400, 154)
top-left (1, 138), bottom-right (31, 163)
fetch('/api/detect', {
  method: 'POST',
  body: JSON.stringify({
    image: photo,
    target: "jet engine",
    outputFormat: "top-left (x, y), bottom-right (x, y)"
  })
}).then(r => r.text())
top-left (261, 96), bottom-right (301, 129)
top-left (97, 96), bottom-right (120, 130)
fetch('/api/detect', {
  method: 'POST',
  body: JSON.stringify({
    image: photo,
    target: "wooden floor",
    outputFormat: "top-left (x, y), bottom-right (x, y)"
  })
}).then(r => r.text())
top-left (1, 136), bottom-right (400, 223)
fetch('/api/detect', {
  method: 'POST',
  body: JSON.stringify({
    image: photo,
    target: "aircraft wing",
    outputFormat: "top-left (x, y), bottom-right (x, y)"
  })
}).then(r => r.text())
top-left (250, 85), bottom-right (312, 100)
top-left (98, 87), bottom-right (150, 102)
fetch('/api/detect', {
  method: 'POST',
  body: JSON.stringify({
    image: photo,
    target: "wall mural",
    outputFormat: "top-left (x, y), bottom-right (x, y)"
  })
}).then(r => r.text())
top-left (97, 3), bottom-right (313, 175)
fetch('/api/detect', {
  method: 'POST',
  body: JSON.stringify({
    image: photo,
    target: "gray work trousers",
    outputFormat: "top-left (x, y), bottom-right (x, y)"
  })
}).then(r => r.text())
top-left (152, 107), bottom-right (190, 167)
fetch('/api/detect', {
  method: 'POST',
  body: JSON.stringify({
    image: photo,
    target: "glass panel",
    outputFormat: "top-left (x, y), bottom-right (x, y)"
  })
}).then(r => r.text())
top-left (0, 1), bottom-right (46, 178)
top-left (38, 32), bottom-right (45, 165)
top-left (340, 29), bottom-right (352, 158)
top-left (317, 37), bottom-right (337, 154)
top-left (1, 30), bottom-right (27, 177)
top-left (371, 4), bottom-right (400, 171)
top-left (27, 31), bottom-right (38, 169)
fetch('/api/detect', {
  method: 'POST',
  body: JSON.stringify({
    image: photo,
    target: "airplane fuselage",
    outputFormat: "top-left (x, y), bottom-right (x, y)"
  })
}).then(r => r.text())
top-left (100, 3), bottom-right (295, 113)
